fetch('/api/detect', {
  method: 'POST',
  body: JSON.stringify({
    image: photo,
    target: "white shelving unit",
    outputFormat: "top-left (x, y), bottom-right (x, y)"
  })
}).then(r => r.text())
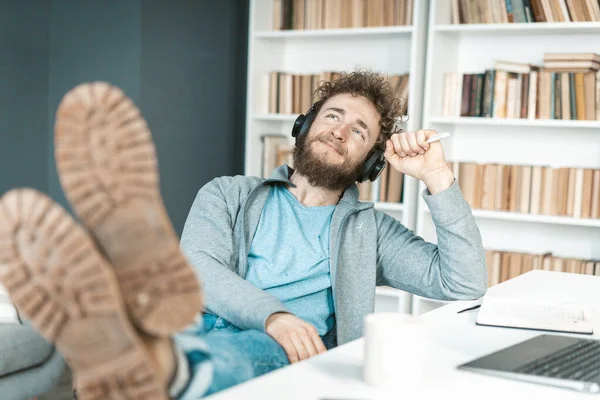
top-left (245, 0), bottom-right (431, 315)
top-left (415, 0), bottom-right (600, 314)
top-left (424, 206), bottom-right (600, 228)
top-left (429, 116), bottom-right (600, 129)
top-left (254, 25), bottom-right (414, 38)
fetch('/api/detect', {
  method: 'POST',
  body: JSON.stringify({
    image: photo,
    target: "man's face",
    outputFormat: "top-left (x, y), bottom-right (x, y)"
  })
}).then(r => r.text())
top-left (293, 93), bottom-right (381, 191)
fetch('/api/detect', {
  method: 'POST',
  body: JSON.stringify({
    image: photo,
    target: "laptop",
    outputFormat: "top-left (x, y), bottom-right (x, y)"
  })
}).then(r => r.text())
top-left (457, 334), bottom-right (600, 393)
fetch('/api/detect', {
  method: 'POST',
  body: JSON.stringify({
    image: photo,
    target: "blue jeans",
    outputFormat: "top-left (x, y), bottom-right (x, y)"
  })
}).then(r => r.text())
top-left (174, 314), bottom-right (290, 398)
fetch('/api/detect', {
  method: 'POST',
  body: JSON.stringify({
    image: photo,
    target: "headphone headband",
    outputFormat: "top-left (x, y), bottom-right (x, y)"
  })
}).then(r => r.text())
top-left (291, 102), bottom-right (386, 183)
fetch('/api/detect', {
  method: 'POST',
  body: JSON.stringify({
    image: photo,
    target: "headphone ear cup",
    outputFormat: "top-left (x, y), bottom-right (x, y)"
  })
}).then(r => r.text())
top-left (369, 159), bottom-right (387, 182)
top-left (360, 149), bottom-right (387, 182)
top-left (292, 114), bottom-right (307, 140)
top-left (293, 100), bottom-right (323, 145)
top-left (292, 108), bottom-right (317, 145)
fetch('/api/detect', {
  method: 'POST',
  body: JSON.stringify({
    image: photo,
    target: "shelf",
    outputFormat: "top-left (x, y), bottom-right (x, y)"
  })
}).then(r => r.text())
top-left (253, 113), bottom-right (299, 122)
top-left (433, 22), bottom-right (600, 35)
top-left (428, 116), bottom-right (600, 129)
top-left (424, 207), bottom-right (600, 228)
top-left (374, 202), bottom-right (405, 212)
top-left (254, 26), bottom-right (413, 39)
top-left (417, 2), bottom-right (599, 262)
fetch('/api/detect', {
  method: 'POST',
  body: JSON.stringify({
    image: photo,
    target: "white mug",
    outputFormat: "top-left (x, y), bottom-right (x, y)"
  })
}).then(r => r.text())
top-left (363, 312), bottom-right (427, 388)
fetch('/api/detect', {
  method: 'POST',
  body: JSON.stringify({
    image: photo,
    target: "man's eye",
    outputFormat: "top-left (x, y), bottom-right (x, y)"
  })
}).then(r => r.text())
top-left (353, 129), bottom-right (364, 137)
top-left (326, 114), bottom-right (338, 121)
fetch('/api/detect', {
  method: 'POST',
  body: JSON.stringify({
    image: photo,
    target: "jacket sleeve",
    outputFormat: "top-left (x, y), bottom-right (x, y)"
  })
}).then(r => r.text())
top-left (179, 178), bottom-right (289, 331)
top-left (375, 180), bottom-right (488, 300)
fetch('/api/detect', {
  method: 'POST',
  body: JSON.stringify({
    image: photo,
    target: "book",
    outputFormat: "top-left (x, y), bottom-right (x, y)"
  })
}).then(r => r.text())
top-left (261, 134), bottom-right (289, 178)
top-left (476, 296), bottom-right (593, 334)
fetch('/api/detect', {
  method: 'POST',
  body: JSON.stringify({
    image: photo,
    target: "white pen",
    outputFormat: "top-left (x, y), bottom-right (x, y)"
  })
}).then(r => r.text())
top-left (426, 131), bottom-right (451, 143)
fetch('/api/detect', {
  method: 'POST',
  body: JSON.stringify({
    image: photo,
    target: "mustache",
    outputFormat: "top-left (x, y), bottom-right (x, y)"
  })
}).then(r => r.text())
top-left (314, 135), bottom-right (345, 155)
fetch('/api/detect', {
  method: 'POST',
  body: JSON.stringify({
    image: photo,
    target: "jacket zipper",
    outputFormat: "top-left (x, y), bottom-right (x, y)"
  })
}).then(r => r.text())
top-left (330, 209), bottom-right (359, 313)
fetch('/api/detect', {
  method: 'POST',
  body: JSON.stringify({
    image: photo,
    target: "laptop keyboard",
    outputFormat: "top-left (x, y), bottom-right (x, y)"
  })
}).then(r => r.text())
top-left (515, 339), bottom-right (600, 382)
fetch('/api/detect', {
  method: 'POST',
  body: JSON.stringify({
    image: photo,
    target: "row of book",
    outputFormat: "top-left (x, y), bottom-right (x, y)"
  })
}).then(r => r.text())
top-left (485, 249), bottom-right (599, 287)
top-left (267, 71), bottom-right (410, 115)
top-left (261, 134), bottom-right (294, 178)
top-left (452, 161), bottom-right (600, 219)
top-left (441, 53), bottom-right (600, 120)
top-left (452, 0), bottom-right (600, 24)
top-left (273, 0), bottom-right (414, 30)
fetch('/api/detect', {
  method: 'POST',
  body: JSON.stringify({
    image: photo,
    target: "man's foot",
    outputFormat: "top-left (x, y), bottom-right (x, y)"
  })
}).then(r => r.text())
top-left (53, 82), bottom-right (202, 337)
top-left (0, 188), bottom-right (171, 399)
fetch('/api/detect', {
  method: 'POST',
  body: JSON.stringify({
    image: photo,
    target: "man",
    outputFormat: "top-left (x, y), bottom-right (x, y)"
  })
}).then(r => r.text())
top-left (177, 70), bottom-right (487, 376)
top-left (0, 70), bottom-right (486, 400)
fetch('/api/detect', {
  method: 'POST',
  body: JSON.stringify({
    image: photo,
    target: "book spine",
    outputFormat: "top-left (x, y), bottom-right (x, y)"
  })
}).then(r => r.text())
top-left (569, 72), bottom-right (577, 120)
top-left (596, 70), bottom-right (600, 120)
top-left (554, 73), bottom-right (561, 119)
top-left (550, 72), bottom-right (556, 119)
top-left (522, 0), bottom-right (534, 21)
top-left (521, 73), bottom-right (530, 118)
top-left (469, 74), bottom-right (479, 116)
top-left (505, 0), bottom-right (515, 22)
top-left (474, 73), bottom-right (484, 117)
top-left (482, 70), bottom-right (495, 118)
top-left (461, 74), bottom-right (472, 117)
top-left (512, 0), bottom-right (528, 22)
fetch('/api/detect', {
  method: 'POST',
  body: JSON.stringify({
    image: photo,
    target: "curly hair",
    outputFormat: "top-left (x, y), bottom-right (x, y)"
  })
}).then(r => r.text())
top-left (312, 69), bottom-right (403, 149)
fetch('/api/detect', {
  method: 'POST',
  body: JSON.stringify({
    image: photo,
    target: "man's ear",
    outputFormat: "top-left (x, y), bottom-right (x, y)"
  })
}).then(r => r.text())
top-left (374, 134), bottom-right (386, 150)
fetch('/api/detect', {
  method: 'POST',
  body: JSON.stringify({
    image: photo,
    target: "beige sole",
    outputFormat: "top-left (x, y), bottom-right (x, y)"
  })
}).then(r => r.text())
top-left (0, 188), bottom-right (168, 400)
top-left (54, 82), bottom-right (202, 337)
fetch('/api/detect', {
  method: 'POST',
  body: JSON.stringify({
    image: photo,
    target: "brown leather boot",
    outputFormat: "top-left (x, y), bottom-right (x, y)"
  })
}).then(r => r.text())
top-left (53, 82), bottom-right (202, 337)
top-left (0, 188), bottom-right (173, 399)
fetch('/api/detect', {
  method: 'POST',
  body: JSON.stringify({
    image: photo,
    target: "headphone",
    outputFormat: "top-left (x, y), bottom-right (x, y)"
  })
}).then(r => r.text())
top-left (291, 101), bottom-right (387, 183)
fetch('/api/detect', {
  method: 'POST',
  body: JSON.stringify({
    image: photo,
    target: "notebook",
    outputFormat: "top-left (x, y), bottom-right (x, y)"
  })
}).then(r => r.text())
top-left (475, 296), bottom-right (593, 335)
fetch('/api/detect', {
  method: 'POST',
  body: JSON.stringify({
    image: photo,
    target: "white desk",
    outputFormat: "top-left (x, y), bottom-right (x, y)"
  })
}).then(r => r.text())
top-left (208, 270), bottom-right (600, 400)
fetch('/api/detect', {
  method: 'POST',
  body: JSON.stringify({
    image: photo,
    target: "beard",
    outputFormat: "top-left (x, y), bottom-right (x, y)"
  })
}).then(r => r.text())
top-left (292, 132), bottom-right (364, 191)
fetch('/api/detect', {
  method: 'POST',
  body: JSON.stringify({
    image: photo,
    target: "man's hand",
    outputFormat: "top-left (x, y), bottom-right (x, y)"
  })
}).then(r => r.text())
top-left (265, 312), bottom-right (327, 363)
top-left (384, 129), bottom-right (454, 194)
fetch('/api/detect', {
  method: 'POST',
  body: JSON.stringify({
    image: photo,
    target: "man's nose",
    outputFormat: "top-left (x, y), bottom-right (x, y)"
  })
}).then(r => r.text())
top-left (330, 124), bottom-right (349, 141)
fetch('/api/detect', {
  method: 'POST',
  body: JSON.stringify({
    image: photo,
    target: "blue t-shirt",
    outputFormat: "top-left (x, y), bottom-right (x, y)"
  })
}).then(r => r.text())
top-left (245, 184), bottom-right (336, 335)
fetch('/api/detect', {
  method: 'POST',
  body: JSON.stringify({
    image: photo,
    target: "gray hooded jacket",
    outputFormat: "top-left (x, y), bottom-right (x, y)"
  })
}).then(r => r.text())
top-left (180, 165), bottom-right (488, 345)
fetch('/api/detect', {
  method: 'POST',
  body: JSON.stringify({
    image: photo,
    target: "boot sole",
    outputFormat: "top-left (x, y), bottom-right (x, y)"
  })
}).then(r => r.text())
top-left (0, 188), bottom-right (168, 400)
top-left (54, 82), bottom-right (202, 337)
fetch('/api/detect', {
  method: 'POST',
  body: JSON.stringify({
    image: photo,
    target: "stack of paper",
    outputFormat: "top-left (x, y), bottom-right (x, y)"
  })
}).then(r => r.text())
top-left (476, 296), bottom-right (593, 335)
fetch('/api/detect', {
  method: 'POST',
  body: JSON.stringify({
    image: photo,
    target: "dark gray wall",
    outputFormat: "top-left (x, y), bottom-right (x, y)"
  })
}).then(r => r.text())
top-left (140, 0), bottom-right (248, 233)
top-left (0, 1), bottom-right (50, 195)
top-left (48, 0), bottom-right (142, 210)
top-left (1, 0), bottom-right (247, 235)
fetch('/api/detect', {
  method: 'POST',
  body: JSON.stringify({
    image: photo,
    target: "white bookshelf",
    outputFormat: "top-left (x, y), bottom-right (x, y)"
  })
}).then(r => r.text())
top-left (424, 207), bottom-right (600, 228)
top-left (245, 0), bottom-right (431, 315)
top-left (254, 25), bottom-right (414, 38)
top-left (432, 21), bottom-right (600, 34)
top-left (429, 116), bottom-right (600, 129)
top-left (415, 0), bottom-right (600, 314)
